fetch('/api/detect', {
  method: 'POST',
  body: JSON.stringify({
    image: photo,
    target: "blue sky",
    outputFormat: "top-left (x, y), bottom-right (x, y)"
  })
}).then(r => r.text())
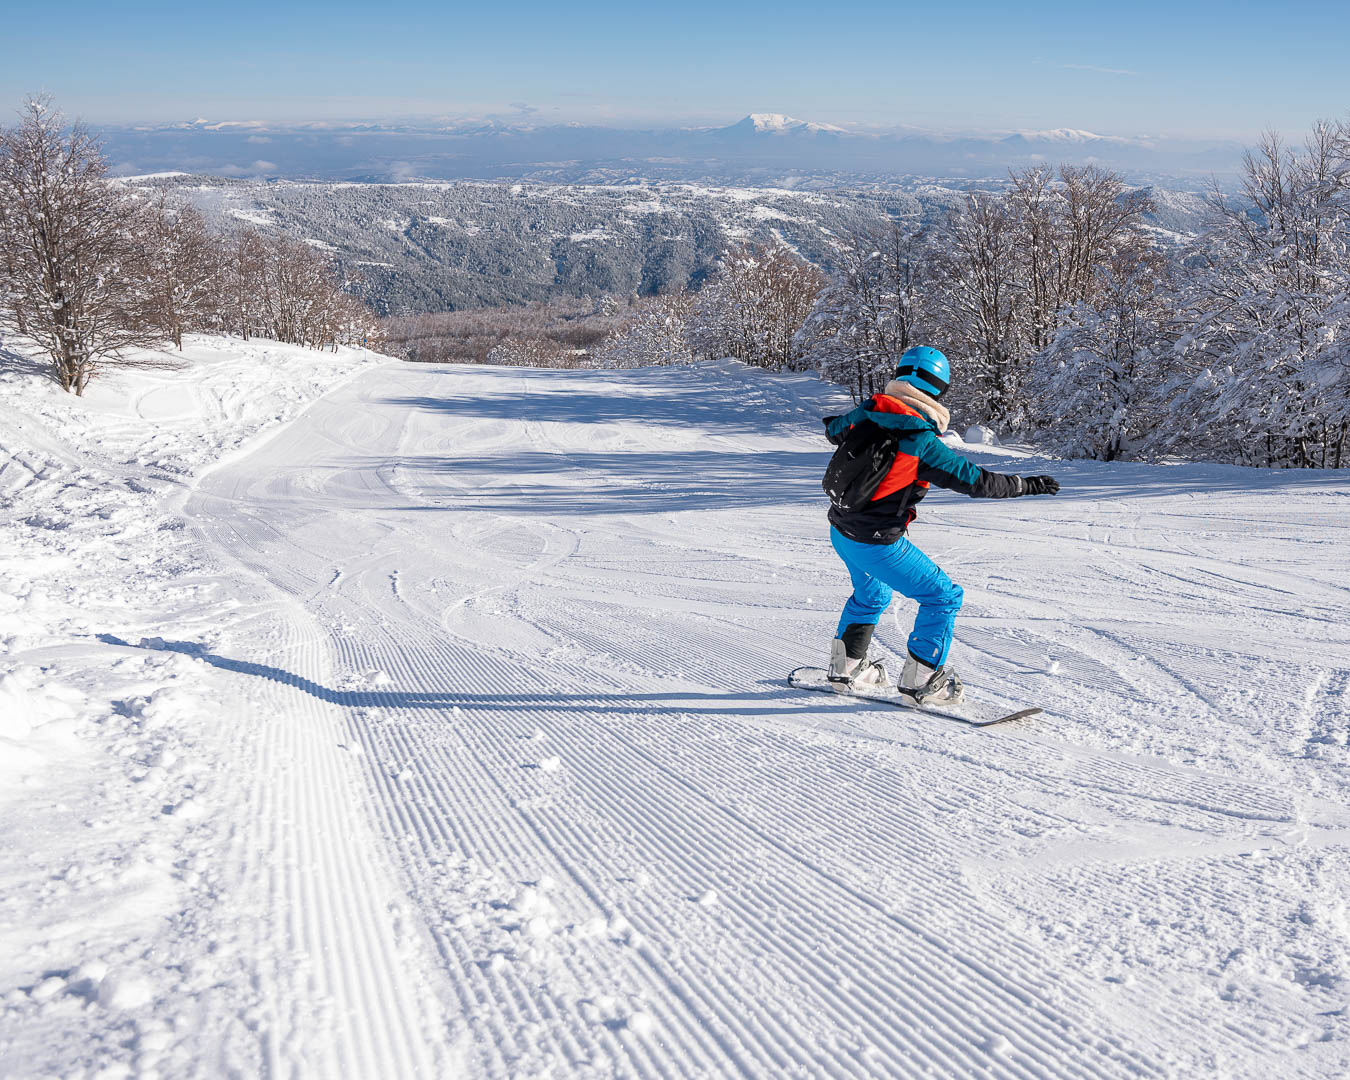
top-left (4, 1), bottom-right (1347, 138)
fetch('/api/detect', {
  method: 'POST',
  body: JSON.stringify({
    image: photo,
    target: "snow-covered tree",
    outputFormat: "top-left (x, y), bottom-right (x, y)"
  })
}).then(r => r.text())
top-left (221, 226), bottom-right (267, 341)
top-left (688, 244), bottom-right (825, 371)
top-left (142, 194), bottom-right (223, 349)
top-left (0, 96), bottom-right (164, 394)
top-left (797, 223), bottom-right (931, 401)
top-left (595, 292), bottom-right (693, 368)
top-left (1171, 123), bottom-right (1350, 467)
top-left (213, 225), bottom-right (378, 350)
top-left (1029, 244), bottom-right (1177, 460)
top-left (1008, 165), bottom-right (1154, 353)
top-left (487, 336), bottom-right (589, 368)
top-left (930, 167), bottom-right (1155, 433)
top-left (929, 192), bottom-right (1026, 429)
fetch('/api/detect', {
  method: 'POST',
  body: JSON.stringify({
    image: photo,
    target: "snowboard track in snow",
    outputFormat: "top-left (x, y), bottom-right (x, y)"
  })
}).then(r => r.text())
top-left (182, 362), bottom-right (1350, 1079)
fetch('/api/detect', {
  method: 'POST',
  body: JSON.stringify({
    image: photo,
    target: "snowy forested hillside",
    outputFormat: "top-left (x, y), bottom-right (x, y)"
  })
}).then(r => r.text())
top-left (2, 344), bottom-right (1348, 1078)
top-left (131, 176), bottom-right (1212, 315)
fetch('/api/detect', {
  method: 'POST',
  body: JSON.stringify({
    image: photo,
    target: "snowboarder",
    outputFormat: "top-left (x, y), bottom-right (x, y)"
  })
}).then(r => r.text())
top-left (822, 346), bottom-right (1060, 704)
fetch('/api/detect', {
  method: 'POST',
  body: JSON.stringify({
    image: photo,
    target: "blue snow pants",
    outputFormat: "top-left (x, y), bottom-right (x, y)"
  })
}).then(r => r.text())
top-left (831, 527), bottom-right (964, 667)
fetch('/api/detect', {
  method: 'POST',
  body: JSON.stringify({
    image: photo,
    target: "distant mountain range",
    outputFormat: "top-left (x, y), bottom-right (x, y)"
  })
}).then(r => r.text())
top-left (102, 113), bottom-right (1245, 187)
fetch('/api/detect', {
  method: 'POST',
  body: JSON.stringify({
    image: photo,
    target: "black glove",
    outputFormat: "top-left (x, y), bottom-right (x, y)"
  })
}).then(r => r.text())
top-left (1021, 475), bottom-right (1060, 496)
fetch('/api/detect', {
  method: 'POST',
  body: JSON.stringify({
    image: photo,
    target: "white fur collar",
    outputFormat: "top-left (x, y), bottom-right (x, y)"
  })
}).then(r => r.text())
top-left (883, 380), bottom-right (950, 434)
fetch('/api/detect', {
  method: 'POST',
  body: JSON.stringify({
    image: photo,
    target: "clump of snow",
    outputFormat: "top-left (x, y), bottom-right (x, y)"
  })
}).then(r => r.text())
top-left (124, 686), bottom-right (201, 728)
top-left (29, 976), bottom-right (66, 1003)
top-left (71, 959), bottom-right (110, 988)
top-left (164, 798), bottom-right (204, 820)
top-left (512, 886), bottom-right (550, 915)
top-left (965, 424), bottom-right (1001, 446)
top-left (0, 667), bottom-right (82, 742)
top-left (97, 971), bottom-right (154, 1011)
top-left (982, 1033), bottom-right (1013, 1056)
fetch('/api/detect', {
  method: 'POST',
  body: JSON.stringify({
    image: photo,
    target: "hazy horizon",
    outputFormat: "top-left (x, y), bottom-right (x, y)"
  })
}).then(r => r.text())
top-left (18, 101), bottom-right (1343, 148)
top-left (85, 111), bottom-right (1252, 143)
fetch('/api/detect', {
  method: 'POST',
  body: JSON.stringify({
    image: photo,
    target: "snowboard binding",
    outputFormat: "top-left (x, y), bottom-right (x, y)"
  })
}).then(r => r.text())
top-left (901, 662), bottom-right (964, 705)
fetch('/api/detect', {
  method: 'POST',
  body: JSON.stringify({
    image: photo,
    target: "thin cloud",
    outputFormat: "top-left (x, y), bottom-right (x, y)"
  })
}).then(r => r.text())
top-left (1061, 63), bottom-right (1139, 77)
top-left (219, 160), bottom-right (278, 177)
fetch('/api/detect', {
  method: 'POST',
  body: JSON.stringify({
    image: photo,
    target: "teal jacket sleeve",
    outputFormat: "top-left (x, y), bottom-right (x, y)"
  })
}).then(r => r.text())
top-left (911, 430), bottom-right (1024, 498)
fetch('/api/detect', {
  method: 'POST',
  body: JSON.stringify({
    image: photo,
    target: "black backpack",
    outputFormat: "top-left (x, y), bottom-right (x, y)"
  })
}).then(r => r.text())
top-left (821, 416), bottom-right (900, 512)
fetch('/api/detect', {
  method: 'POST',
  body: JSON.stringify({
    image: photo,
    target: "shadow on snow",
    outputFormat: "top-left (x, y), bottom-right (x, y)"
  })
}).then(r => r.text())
top-left (379, 367), bottom-right (821, 436)
top-left (383, 446), bottom-right (830, 515)
top-left (97, 634), bottom-right (810, 718)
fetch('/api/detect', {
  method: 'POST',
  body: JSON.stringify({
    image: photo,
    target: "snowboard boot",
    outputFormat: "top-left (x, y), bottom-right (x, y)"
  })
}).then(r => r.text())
top-left (900, 655), bottom-right (964, 704)
top-left (828, 624), bottom-right (888, 689)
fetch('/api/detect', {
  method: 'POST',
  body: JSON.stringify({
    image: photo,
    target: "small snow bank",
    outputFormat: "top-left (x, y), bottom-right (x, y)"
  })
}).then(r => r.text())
top-left (0, 665), bottom-right (83, 741)
top-left (953, 424), bottom-right (1036, 459)
top-left (0, 331), bottom-right (389, 783)
top-left (0, 335), bottom-right (393, 1073)
top-left (0, 335), bottom-right (389, 485)
top-left (965, 424), bottom-right (1000, 446)
top-left (0, 665), bottom-right (86, 784)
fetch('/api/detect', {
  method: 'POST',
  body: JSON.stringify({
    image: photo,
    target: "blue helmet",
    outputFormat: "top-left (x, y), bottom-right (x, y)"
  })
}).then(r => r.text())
top-left (894, 346), bottom-right (951, 399)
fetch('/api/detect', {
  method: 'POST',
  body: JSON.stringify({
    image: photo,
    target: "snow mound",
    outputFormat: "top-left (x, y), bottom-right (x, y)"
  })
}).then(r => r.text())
top-left (0, 667), bottom-right (83, 742)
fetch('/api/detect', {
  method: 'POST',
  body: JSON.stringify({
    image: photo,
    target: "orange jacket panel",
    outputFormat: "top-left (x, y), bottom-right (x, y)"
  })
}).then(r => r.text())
top-left (868, 395), bottom-right (927, 502)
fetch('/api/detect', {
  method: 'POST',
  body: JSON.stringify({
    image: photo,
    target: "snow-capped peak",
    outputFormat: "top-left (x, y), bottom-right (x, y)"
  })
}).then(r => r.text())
top-left (726, 113), bottom-right (850, 136)
top-left (1005, 128), bottom-right (1115, 144)
top-left (749, 113), bottom-right (798, 132)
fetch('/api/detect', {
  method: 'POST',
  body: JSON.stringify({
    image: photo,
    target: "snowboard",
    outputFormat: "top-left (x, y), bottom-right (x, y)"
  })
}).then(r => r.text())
top-left (787, 666), bottom-right (1041, 727)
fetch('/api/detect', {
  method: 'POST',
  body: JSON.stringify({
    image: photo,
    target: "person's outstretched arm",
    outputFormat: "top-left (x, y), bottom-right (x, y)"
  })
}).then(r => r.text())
top-left (908, 431), bottom-right (1060, 498)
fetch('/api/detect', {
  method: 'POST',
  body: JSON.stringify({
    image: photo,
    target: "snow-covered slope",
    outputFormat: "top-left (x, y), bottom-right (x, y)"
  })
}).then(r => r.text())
top-left (3, 350), bottom-right (1348, 1078)
top-left (0, 338), bottom-right (398, 1074)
